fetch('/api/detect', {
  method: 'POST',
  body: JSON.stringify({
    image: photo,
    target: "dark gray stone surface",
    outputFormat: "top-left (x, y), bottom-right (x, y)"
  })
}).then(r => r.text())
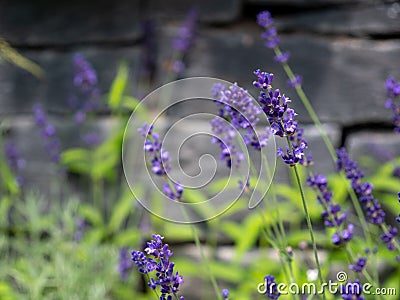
top-left (0, 47), bottom-right (141, 114)
top-left (173, 27), bottom-right (400, 125)
top-left (0, 0), bottom-right (142, 46)
top-left (278, 3), bottom-right (400, 36)
top-left (146, 0), bottom-right (242, 24)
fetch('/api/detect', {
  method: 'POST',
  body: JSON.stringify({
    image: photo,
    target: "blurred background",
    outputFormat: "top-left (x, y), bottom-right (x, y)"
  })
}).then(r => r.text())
top-left (0, 0), bottom-right (400, 299)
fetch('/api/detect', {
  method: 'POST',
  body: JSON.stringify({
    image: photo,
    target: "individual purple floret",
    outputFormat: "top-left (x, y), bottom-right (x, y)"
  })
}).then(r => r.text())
top-left (336, 147), bottom-right (385, 225)
top-left (4, 140), bottom-right (26, 186)
top-left (274, 51), bottom-right (290, 64)
top-left (349, 257), bottom-right (367, 273)
top-left (307, 174), bottom-right (352, 245)
top-left (385, 75), bottom-right (400, 132)
top-left (253, 69), bottom-right (311, 166)
top-left (222, 288), bottom-right (230, 299)
top-left (33, 104), bottom-right (62, 164)
top-left (263, 275), bottom-right (281, 299)
top-left (288, 74), bottom-right (303, 88)
top-left (340, 280), bottom-right (364, 300)
top-left (118, 248), bottom-right (133, 281)
top-left (257, 11), bottom-right (279, 49)
top-left (380, 226), bottom-right (398, 251)
top-left (131, 234), bottom-right (184, 300)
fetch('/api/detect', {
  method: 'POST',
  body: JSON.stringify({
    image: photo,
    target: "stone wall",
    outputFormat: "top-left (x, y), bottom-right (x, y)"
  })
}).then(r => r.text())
top-left (1, 0), bottom-right (400, 189)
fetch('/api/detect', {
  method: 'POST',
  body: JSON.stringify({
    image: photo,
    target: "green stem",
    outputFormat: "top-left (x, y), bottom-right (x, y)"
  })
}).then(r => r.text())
top-left (293, 165), bottom-right (326, 300)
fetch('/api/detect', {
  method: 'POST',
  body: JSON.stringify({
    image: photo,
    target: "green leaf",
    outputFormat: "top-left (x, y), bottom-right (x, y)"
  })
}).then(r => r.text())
top-left (108, 61), bottom-right (129, 110)
top-left (78, 204), bottom-right (103, 226)
top-left (108, 192), bottom-right (134, 232)
top-left (0, 38), bottom-right (45, 79)
top-left (61, 148), bottom-right (91, 175)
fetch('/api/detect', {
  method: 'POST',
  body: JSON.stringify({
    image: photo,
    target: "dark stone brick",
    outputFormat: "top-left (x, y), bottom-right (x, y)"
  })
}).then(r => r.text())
top-left (0, 0), bottom-right (142, 46)
top-left (347, 130), bottom-right (400, 175)
top-left (246, 0), bottom-right (375, 6)
top-left (165, 26), bottom-right (400, 125)
top-left (278, 4), bottom-right (400, 36)
top-left (0, 46), bottom-right (141, 114)
top-left (146, 0), bottom-right (242, 24)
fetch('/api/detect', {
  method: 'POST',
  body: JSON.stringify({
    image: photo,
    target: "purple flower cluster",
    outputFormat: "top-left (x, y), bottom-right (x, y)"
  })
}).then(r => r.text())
top-left (253, 69), bottom-right (311, 166)
top-left (256, 11), bottom-right (279, 49)
top-left (70, 54), bottom-right (102, 146)
top-left (340, 280), bottom-right (364, 300)
top-left (131, 234), bottom-right (184, 300)
top-left (33, 104), bottom-right (62, 164)
top-left (171, 9), bottom-right (198, 74)
top-left (380, 226), bottom-right (398, 251)
top-left (139, 124), bottom-right (184, 201)
top-left (336, 148), bottom-right (385, 225)
top-left (256, 10), bottom-right (305, 90)
top-left (385, 76), bottom-right (400, 132)
top-left (139, 123), bottom-right (172, 176)
top-left (307, 174), bottom-right (353, 246)
top-left (118, 248), bottom-right (133, 281)
top-left (211, 83), bottom-right (269, 168)
top-left (349, 257), bottom-right (367, 273)
top-left (4, 140), bottom-right (26, 186)
top-left (263, 275), bottom-right (281, 299)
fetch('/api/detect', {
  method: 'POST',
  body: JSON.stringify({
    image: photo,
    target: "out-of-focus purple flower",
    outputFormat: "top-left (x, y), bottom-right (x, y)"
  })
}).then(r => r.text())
top-left (349, 257), bottom-right (367, 273)
top-left (385, 75), bottom-right (400, 132)
top-left (262, 275), bottom-right (281, 299)
top-left (73, 218), bottom-right (87, 242)
top-left (131, 234), bottom-right (184, 300)
top-left (340, 280), bottom-right (364, 300)
top-left (72, 53), bottom-right (99, 96)
top-left (274, 51), bottom-right (290, 64)
top-left (118, 248), bottom-right (133, 281)
top-left (33, 104), bottom-right (62, 164)
top-left (82, 133), bottom-right (102, 147)
top-left (308, 174), bottom-right (352, 245)
top-left (253, 69), bottom-right (311, 167)
top-left (393, 166), bottom-right (400, 178)
top-left (141, 20), bottom-right (157, 81)
top-left (257, 11), bottom-right (279, 49)
top-left (288, 74), bottom-right (303, 88)
top-left (171, 9), bottom-right (198, 75)
top-left (222, 289), bottom-right (230, 299)
top-left (211, 82), bottom-right (270, 169)
top-left (336, 148), bottom-right (385, 225)
top-left (4, 140), bottom-right (26, 186)
top-left (380, 226), bottom-right (398, 251)
top-left (70, 53), bottom-right (101, 130)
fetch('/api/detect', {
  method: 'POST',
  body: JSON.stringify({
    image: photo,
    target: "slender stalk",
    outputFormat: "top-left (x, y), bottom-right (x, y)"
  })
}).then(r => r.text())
top-left (187, 216), bottom-right (223, 300)
top-left (293, 165), bottom-right (326, 300)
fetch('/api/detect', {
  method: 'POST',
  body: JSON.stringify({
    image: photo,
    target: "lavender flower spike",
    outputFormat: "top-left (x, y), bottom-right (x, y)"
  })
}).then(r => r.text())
top-left (385, 75), bottom-right (400, 132)
top-left (253, 69), bottom-right (311, 166)
top-left (131, 234), bottom-right (184, 300)
top-left (33, 104), bottom-right (62, 164)
top-left (4, 140), bottom-right (26, 186)
top-left (336, 147), bottom-right (385, 225)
